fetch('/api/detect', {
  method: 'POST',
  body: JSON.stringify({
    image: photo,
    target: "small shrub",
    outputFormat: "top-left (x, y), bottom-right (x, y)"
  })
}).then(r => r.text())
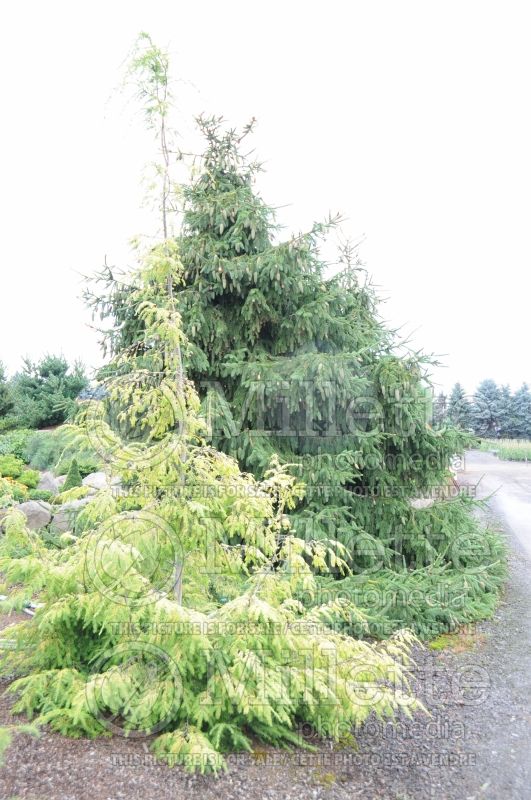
top-left (28, 489), bottom-right (53, 502)
top-left (25, 430), bottom-right (65, 471)
top-left (0, 477), bottom-right (15, 508)
top-left (62, 459), bottom-right (82, 492)
top-left (4, 479), bottom-right (29, 503)
top-left (0, 414), bottom-right (26, 433)
top-left (38, 528), bottom-right (74, 550)
top-left (0, 455), bottom-right (24, 479)
top-left (25, 429), bottom-right (101, 476)
top-left (56, 456), bottom-right (100, 479)
top-left (0, 428), bottom-right (33, 455)
top-left (18, 469), bottom-right (40, 490)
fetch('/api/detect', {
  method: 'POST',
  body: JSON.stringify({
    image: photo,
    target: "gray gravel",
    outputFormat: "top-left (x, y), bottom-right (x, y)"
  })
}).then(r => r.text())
top-left (1, 450), bottom-right (530, 800)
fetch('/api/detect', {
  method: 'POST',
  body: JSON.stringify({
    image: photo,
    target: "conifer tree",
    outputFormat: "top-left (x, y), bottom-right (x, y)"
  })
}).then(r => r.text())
top-left (62, 458), bottom-right (83, 492)
top-left (432, 391), bottom-right (447, 428)
top-left (471, 379), bottom-right (502, 437)
top-left (510, 383), bottom-right (531, 439)
top-left (0, 362), bottom-right (13, 419)
top-left (498, 384), bottom-right (513, 437)
top-left (0, 244), bottom-right (420, 771)
top-left (446, 383), bottom-right (472, 430)
top-left (85, 38), bottom-right (505, 637)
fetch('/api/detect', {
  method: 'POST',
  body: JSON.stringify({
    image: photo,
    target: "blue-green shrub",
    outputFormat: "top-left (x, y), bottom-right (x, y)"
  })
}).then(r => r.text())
top-left (0, 429), bottom-right (34, 459)
top-left (25, 429), bottom-right (101, 476)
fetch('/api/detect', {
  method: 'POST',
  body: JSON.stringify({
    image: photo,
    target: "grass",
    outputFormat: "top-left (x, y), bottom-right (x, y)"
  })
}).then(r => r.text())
top-left (479, 438), bottom-right (531, 461)
top-left (428, 627), bottom-right (486, 653)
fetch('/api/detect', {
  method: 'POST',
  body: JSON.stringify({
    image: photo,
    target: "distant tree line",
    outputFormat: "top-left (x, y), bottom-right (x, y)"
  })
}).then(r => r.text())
top-left (0, 355), bottom-right (88, 431)
top-left (433, 379), bottom-right (531, 438)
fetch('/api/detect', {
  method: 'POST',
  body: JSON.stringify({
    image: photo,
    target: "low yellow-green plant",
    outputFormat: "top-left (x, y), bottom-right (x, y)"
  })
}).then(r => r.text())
top-left (0, 245), bottom-right (422, 774)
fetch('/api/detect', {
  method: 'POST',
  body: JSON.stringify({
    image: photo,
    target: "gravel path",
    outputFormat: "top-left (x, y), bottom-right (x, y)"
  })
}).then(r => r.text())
top-left (0, 450), bottom-right (530, 800)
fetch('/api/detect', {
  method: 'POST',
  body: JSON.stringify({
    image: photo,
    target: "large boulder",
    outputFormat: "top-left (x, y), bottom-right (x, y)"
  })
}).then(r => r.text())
top-left (52, 497), bottom-right (92, 533)
top-left (16, 501), bottom-right (53, 530)
top-left (82, 472), bottom-right (120, 491)
top-left (37, 471), bottom-right (59, 494)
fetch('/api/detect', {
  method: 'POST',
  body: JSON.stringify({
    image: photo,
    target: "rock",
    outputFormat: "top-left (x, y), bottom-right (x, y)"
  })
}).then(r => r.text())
top-left (16, 500), bottom-right (53, 530)
top-left (37, 471), bottom-right (59, 494)
top-left (56, 475), bottom-right (67, 488)
top-left (409, 498), bottom-right (435, 510)
top-left (81, 471), bottom-right (107, 490)
top-left (52, 498), bottom-right (92, 533)
top-left (82, 472), bottom-right (120, 490)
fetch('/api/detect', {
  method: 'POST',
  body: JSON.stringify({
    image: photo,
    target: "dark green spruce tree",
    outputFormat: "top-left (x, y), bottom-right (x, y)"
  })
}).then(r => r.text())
top-left (510, 383), bottom-right (531, 439)
top-left (87, 115), bottom-right (505, 637)
top-left (432, 391), bottom-right (447, 428)
top-left (0, 362), bottom-right (13, 419)
top-left (498, 384), bottom-right (513, 437)
top-left (471, 379), bottom-right (502, 437)
top-left (446, 382), bottom-right (472, 429)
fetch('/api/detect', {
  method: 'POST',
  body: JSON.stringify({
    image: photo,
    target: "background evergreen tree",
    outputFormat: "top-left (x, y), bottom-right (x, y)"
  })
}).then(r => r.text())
top-left (510, 383), bottom-right (531, 439)
top-left (0, 362), bottom-right (13, 420)
top-left (10, 355), bottom-right (88, 429)
top-left (498, 384), bottom-right (514, 437)
top-left (471, 379), bottom-right (502, 438)
top-left (446, 382), bottom-right (472, 429)
top-left (432, 391), bottom-right (447, 428)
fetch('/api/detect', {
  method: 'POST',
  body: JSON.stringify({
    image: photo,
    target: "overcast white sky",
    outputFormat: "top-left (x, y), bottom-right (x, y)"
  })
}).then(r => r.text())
top-left (1, 1), bottom-right (530, 396)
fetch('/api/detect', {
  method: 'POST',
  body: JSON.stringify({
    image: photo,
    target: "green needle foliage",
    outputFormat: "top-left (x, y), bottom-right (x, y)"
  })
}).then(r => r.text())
top-left (87, 107), bottom-right (505, 638)
top-left (446, 383), bottom-right (472, 430)
top-left (62, 458), bottom-right (83, 492)
top-left (308, 506), bottom-right (506, 640)
top-left (0, 248), bottom-right (421, 773)
top-left (0, 362), bottom-right (13, 419)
